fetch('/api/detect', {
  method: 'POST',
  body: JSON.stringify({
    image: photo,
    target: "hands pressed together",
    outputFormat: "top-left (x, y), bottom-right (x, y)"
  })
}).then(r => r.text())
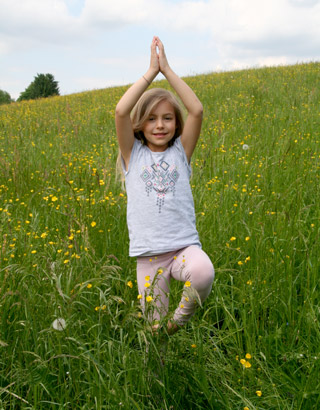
top-left (149, 36), bottom-right (171, 76)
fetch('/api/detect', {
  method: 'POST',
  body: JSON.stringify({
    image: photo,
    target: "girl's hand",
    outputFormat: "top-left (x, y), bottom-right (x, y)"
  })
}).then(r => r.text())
top-left (149, 36), bottom-right (160, 75)
top-left (155, 37), bottom-right (171, 75)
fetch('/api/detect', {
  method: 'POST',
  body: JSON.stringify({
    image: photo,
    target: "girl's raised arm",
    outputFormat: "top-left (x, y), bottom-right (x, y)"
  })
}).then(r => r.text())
top-left (156, 37), bottom-right (203, 162)
top-left (115, 37), bottom-right (159, 170)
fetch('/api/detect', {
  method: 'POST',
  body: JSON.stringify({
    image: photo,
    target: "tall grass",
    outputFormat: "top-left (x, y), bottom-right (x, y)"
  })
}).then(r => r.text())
top-left (0, 62), bottom-right (319, 409)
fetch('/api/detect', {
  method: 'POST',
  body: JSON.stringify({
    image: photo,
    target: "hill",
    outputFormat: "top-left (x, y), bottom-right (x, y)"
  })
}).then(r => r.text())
top-left (0, 62), bottom-right (319, 409)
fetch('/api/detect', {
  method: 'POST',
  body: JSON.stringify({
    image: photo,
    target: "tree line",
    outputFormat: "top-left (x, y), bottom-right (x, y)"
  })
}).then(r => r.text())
top-left (0, 73), bottom-right (60, 105)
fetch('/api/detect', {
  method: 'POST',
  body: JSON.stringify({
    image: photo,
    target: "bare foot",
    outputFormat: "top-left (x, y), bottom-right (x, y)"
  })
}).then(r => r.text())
top-left (167, 321), bottom-right (180, 335)
top-left (152, 321), bottom-right (180, 336)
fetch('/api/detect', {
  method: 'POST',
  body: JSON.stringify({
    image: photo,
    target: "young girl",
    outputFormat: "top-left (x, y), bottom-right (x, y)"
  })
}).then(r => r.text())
top-left (115, 36), bottom-right (214, 335)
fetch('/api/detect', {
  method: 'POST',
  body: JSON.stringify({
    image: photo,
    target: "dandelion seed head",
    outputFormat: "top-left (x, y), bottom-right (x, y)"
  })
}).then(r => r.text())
top-left (52, 318), bottom-right (66, 331)
top-left (242, 144), bottom-right (249, 150)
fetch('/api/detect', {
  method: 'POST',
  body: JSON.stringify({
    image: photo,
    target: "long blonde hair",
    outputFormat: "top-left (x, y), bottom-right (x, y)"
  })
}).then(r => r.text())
top-left (116, 88), bottom-right (185, 184)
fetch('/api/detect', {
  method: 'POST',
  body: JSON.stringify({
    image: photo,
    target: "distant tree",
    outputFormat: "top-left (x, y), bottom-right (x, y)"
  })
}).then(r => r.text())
top-left (18, 73), bottom-right (60, 101)
top-left (0, 89), bottom-right (13, 105)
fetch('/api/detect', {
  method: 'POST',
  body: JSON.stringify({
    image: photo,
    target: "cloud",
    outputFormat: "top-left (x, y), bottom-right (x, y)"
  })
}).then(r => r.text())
top-left (1, 0), bottom-right (320, 60)
top-left (1, 0), bottom-right (319, 99)
top-left (0, 0), bottom-right (85, 53)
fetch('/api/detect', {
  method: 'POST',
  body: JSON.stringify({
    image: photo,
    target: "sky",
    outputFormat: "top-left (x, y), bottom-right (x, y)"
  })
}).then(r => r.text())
top-left (1, 0), bottom-right (320, 100)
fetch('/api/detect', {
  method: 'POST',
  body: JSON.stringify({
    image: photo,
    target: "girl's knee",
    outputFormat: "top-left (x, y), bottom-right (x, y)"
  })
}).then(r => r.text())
top-left (189, 256), bottom-right (215, 289)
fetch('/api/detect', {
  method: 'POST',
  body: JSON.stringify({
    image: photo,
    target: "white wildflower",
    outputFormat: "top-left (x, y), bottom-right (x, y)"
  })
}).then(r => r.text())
top-left (242, 144), bottom-right (249, 150)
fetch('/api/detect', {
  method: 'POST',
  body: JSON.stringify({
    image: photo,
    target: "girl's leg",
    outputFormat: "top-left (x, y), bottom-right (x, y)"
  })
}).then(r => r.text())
top-left (170, 245), bottom-right (215, 326)
top-left (136, 253), bottom-right (173, 323)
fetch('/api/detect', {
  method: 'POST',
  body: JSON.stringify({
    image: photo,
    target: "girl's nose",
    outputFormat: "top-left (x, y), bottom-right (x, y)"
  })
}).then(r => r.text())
top-left (156, 118), bottom-right (164, 128)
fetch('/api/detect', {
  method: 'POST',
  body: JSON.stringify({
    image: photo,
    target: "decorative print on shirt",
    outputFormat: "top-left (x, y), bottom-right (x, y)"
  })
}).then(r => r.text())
top-left (140, 160), bottom-right (179, 213)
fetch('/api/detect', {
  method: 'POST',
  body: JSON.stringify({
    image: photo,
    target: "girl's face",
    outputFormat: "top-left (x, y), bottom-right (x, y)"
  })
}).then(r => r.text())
top-left (142, 100), bottom-right (176, 152)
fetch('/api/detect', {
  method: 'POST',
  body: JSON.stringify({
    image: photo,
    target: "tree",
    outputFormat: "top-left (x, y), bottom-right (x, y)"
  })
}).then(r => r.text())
top-left (18, 73), bottom-right (60, 101)
top-left (0, 89), bottom-right (13, 105)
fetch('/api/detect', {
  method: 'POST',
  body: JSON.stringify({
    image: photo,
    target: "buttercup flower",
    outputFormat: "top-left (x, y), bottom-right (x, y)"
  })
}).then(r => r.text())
top-left (256, 390), bottom-right (262, 397)
top-left (127, 281), bottom-right (133, 288)
top-left (144, 282), bottom-right (150, 288)
top-left (146, 296), bottom-right (153, 302)
top-left (185, 281), bottom-right (191, 287)
top-left (137, 294), bottom-right (142, 299)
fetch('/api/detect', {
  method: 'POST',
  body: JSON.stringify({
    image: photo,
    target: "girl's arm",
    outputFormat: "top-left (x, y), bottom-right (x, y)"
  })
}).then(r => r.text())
top-left (156, 37), bottom-right (203, 162)
top-left (115, 37), bottom-right (159, 169)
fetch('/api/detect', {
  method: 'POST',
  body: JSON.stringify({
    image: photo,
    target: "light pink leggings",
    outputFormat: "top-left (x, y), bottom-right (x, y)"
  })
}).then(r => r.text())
top-left (137, 245), bottom-right (215, 326)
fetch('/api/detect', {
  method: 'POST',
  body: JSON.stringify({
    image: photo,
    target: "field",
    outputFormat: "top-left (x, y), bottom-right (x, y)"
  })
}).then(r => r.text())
top-left (0, 62), bottom-right (319, 409)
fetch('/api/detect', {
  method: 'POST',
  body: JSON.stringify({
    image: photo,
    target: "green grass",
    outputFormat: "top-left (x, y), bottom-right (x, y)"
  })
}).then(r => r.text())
top-left (0, 62), bottom-right (319, 409)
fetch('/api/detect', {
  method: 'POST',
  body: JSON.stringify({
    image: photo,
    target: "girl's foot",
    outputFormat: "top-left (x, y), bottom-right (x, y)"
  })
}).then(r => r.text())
top-left (167, 321), bottom-right (180, 335)
top-left (152, 321), bottom-right (180, 336)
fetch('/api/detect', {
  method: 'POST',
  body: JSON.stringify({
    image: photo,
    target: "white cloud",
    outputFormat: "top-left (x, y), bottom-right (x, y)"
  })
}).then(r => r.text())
top-left (0, 0), bottom-right (85, 53)
top-left (1, 0), bottom-right (319, 99)
top-left (1, 0), bottom-right (320, 59)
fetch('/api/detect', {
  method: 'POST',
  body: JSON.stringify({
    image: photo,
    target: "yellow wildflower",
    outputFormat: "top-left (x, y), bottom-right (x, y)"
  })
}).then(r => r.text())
top-left (256, 391), bottom-right (262, 397)
top-left (137, 294), bottom-right (142, 300)
top-left (144, 282), bottom-right (150, 288)
top-left (127, 281), bottom-right (133, 288)
top-left (87, 283), bottom-right (92, 289)
top-left (146, 296), bottom-right (153, 302)
top-left (185, 281), bottom-right (191, 287)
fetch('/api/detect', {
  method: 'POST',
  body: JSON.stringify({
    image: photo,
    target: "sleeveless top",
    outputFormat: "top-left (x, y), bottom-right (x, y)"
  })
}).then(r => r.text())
top-left (122, 137), bottom-right (201, 257)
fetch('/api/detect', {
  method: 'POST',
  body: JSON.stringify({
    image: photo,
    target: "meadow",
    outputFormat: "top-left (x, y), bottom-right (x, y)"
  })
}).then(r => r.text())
top-left (0, 62), bottom-right (319, 409)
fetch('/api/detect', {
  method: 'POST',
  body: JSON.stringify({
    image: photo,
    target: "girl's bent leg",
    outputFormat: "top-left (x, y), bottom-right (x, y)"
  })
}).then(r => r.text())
top-left (171, 246), bottom-right (215, 326)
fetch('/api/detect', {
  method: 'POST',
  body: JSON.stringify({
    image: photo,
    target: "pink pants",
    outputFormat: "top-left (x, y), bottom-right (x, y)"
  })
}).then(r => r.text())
top-left (137, 245), bottom-right (215, 326)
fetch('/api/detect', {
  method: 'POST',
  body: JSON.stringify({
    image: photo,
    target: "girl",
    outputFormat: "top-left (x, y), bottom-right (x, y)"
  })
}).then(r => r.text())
top-left (115, 36), bottom-right (214, 335)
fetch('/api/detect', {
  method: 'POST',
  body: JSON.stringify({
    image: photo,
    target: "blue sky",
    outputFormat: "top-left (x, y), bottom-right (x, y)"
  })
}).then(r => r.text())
top-left (1, 0), bottom-right (319, 100)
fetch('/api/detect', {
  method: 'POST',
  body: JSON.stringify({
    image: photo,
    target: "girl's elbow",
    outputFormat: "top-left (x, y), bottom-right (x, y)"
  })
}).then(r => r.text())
top-left (193, 104), bottom-right (203, 118)
top-left (115, 104), bottom-right (128, 118)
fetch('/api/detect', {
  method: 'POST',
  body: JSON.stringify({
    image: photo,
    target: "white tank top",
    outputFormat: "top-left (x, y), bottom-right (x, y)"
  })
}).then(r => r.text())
top-left (122, 137), bottom-right (201, 257)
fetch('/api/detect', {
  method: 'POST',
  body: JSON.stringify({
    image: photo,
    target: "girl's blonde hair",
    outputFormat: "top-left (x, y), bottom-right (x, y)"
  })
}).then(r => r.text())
top-left (116, 88), bottom-right (185, 184)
